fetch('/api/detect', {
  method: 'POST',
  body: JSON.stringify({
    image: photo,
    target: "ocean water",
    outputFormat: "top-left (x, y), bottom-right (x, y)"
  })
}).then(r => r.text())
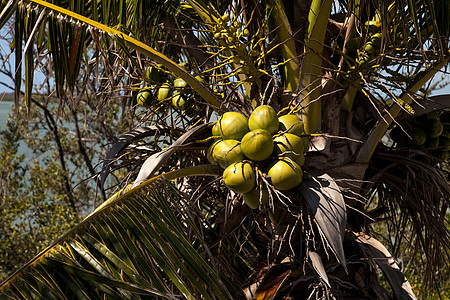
top-left (0, 101), bottom-right (13, 129)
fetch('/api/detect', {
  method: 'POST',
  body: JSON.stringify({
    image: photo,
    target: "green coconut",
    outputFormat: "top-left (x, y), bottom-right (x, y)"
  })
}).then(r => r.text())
top-left (278, 114), bottom-right (308, 150)
top-left (212, 140), bottom-right (244, 169)
top-left (206, 140), bottom-right (221, 164)
top-left (411, 128), bottom-right (426, 146)
top-left (223, 162), bottom-right (256, 193)
top-left (240, 129), bottom-right (274, 161)
top-left (426, 137), bottom-right (440, 149)
top-left (268, 158), bottom-right (303, 191)
top-left (242, 186), bottom-right (269, 209)
top-left (426, 118), bottom-right (444, 138)
top-left (174, 78), bottom-right (188, 89)
top-left (273, 133), bottom-right (304, 165)
top-left (370, 33), bottom-right (382, 48)
top-left (278, 115), bottom-right (304, 136)
top-left (137, 88), bottom-right (154, 107)
top-left (157, 82), bottom-right (172, 101)
top-left (364, 42), bottom-right (375, 55)
top-left (212, 122), bottom-right (221, 138)
top-left (248, 105), bottom-right (279, 135)
top-left (216, 112), bottom-right (249, 140)
top-left (146, 65), bottom-right (162, 84)
top-left (172, 93), bottom-right (190, 110)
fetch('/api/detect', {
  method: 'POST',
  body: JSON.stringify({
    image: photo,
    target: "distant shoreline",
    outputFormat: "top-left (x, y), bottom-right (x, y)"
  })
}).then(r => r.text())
top-left (0, 93), bottom-right (14, 102)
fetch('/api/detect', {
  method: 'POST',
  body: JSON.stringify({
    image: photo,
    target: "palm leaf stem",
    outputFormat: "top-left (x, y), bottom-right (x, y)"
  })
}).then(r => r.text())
top-left (339, 0), bottom-right (360, 112)
top-left (341, 83), bottom-right (360, 112)
top-left (14, 3), bottom-right (23, 111)
top-left (341, 2), bottom-right (400, 112)
top-left (266, 0), bottom-right (299, 92)
top-left (300, 0), bottom-right (333, 134)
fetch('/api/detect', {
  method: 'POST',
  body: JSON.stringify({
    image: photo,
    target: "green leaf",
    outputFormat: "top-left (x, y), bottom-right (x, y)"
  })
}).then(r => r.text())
top-left (27, 0), bottom-right (224, 113)
top-left (0, 170), bottom-right (229, 299)
top-left (0, 0), bottom-right (18, 30)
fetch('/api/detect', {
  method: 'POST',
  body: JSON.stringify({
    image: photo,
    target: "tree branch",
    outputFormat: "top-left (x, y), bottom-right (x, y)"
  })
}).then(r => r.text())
top-left (30, 98), bottom-right (77, 212)
top-left (69, 105), bottom-right (107, 202)
top-left (161, 15), bottom-right (214, 69)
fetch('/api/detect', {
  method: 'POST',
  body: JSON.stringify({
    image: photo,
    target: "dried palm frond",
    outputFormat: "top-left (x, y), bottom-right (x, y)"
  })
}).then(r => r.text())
top-left (364, 146), bottom-right (450, 294)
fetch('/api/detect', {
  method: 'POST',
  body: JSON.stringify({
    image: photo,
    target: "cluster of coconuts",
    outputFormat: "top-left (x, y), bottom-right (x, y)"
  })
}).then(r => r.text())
top-left (213, 14), bottom-right (249, 46)
top-left (211, 14), bottom-right (260, 80)
top-left (359, 32), bottom-right (382, 65)
top-left (345, 20), bottom-right (383, 67)
top-left (136, 63), bottom-right (206, 111)
top-left (207, 105), bottom-right (308, 209)
top-left (390, 111), bottom-right (450, 161)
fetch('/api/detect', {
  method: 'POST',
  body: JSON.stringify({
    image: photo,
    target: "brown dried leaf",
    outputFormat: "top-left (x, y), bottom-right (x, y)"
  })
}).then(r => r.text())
top-left (353, 233), bottom-right (417, 300)
top-left (254, 264), bottom-right (292, 300)
top-left (132, 123), bottom-right (210, 187)
top-left (100, 125), bottom-right (170, 188)
top-left (308, 251), bottom-right (330, 287)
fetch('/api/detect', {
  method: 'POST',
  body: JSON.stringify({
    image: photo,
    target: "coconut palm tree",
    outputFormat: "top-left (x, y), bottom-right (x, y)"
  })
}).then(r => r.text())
top-left (0, 0), bottom-right (449, 299)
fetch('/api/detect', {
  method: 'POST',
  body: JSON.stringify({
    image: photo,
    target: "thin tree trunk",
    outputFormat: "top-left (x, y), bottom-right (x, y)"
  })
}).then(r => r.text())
top-left (31, 98), bottom-right (77, 212)
top-left (69, 106), bottom-right (107, 202)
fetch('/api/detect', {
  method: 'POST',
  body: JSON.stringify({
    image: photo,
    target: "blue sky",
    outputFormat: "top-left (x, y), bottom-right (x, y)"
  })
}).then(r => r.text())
top-left (0, 30), bottom-right (449, 97)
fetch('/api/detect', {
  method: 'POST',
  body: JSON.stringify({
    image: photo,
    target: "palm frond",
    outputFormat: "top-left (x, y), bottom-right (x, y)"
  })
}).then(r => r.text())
top-left (355, 58), bottom-right (450, 163)
top-left (1, 0), bottom-right (449, 298)
top-left (26, 0), bottom-right (223, 112)
top-left (364, 146), bottom-right (450, 292)
top-left (0, 171), bottom-right (240, 299)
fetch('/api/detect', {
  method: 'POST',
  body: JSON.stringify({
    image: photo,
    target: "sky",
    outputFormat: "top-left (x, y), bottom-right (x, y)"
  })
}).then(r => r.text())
top-left (0, 27), bottom-right (449, 98)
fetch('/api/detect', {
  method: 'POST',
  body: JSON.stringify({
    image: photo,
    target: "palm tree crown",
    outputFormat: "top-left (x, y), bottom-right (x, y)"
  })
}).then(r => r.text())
top-left (0, 0), bottom-right (449, 298)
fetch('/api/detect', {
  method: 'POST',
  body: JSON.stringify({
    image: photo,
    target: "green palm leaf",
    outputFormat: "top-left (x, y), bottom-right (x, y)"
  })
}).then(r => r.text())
top-left (0, 165), bottom-right (239, 299)
top-left (5, 0), bottom-right (224, 112)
